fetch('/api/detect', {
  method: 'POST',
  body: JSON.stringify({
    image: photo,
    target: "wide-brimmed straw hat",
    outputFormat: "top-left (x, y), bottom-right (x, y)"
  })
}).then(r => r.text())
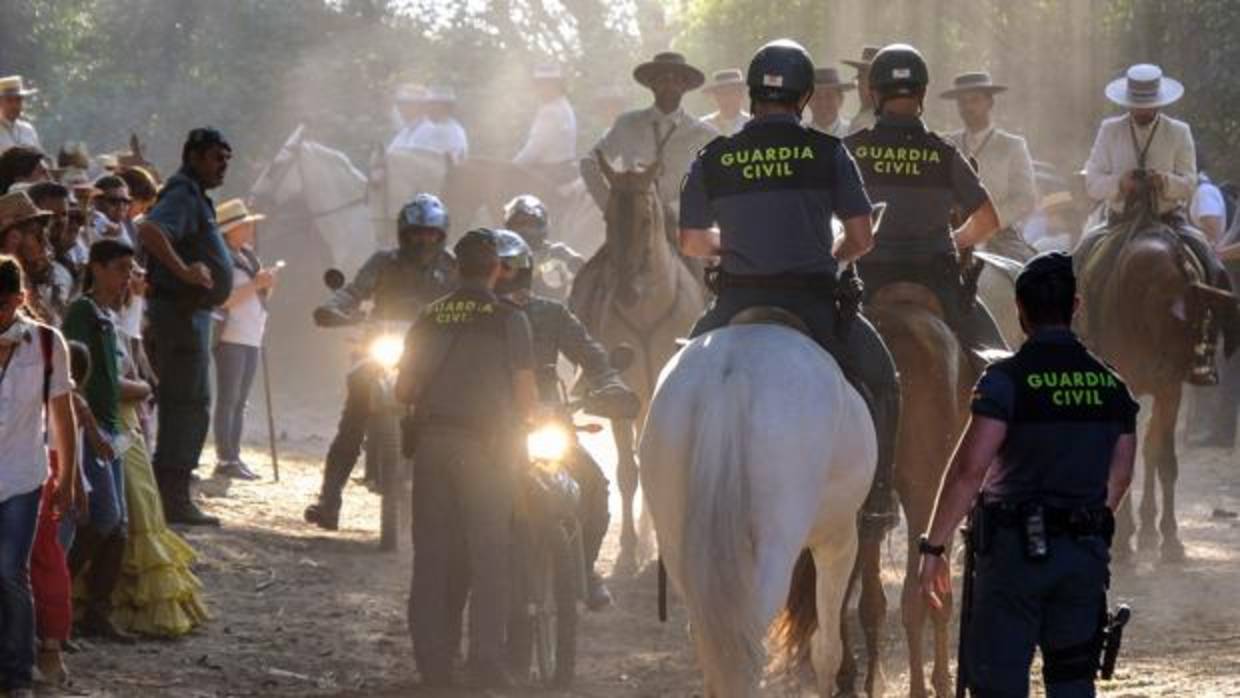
top-left (814, 67), bottom-right (856, 92)
top-left (0, 190), bottom-right (52, 234)
top-left (1105, 64), bottom-right (1183, 108)
top-left (421, 86), bottom-right (457, 104)
top-left (940, 71), bottom-right (1008, 99)
top-left (842, 46), bottom-right (881, 70)
top-left (0, 76), bottom-right (38, 98)
top-left (533, 64), bottom-right (566, 82)
top-left (703, 68), bottom-right (745, 93)
top-left (216, 198), bottom-right (266, 234)
top-left (394, 83), bottom-right (428, 104)
top-left (633, 52), bottom-right (706, 91)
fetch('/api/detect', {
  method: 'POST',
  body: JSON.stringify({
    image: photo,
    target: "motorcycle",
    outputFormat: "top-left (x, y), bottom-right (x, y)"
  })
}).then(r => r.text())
top-left (321, 269), bottom-right (412, 551)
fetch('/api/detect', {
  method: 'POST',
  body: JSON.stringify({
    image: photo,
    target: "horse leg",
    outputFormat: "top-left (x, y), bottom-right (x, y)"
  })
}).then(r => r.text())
top-left (1137, 428), bottom-right (1161, 552)
top-left (835, 562), bottom-right (861, 696)
top-left (899, 496), bottom-right (940, 698)
top-left (813, 533), bottom-right (860, 697)
top-left (856, 530), bottom-right (887, 697)
top-left (612, 418), bottom-right (640, 576)
top-left (1113, 494), bottom-right (1137, 562)
top-left (1152, 388), bottom-right (1186, 562)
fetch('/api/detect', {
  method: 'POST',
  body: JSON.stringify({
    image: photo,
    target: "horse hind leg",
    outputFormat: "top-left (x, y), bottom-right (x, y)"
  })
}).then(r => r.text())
top-left (1137, 433), bottom-right (1161, 553)
top-left (811, 534), bottom-right (860, 697)
top-left (835, 563), bottom-right (862, 696)
top-left (1152, 388), bottom-right (1186, 562)
top-left (855, 529), bottom-right (888, 697)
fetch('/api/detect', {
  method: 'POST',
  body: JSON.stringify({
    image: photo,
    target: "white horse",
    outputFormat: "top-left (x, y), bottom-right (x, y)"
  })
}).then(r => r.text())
top-left (250, 126), bottom-right (381, 275)
top-left (640, 317), bottom-right (876, 697)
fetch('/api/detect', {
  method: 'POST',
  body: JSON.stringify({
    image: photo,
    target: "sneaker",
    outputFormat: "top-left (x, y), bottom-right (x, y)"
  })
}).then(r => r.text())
top-left (585, 571), bottom-right (613, 611)
top-left (214, 461), bottom-right (260, 481)
top-left (304, 500), bottom-right (340, 531)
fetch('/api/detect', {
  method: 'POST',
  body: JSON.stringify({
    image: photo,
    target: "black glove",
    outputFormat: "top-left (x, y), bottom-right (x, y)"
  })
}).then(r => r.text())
top-left (585, 385), bottom-right (641, 420)
top-left (313, 306), bottom-right (357, 328)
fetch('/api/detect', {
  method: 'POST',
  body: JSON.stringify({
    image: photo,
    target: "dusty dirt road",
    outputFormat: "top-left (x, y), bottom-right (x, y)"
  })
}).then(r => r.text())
top-left (58, 404), bottom-right (1240, 697)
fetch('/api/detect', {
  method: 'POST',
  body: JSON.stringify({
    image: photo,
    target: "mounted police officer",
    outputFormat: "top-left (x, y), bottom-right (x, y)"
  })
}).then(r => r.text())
top-left (396, 228), bottom-right (538, 690)
top-left (503, 194), bottom-right (585, 301)
top-left (493, 228), bottom-right (637, 609)
top-left (844, 44), bottom-right (1007, 355)
top-left (678, 39), bottom-right (901, 523)
top-left (918, 252), bottom-right (1138, 698)
top-left (304, 193), bottom-right (457, 530)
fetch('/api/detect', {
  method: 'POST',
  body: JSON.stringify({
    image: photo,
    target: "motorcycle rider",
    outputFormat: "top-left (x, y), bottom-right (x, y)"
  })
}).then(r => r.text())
top-left (503, 194), bottom-right (585, 301)
top-left (304, 193), bottom-right (457, 530)
top-left (492, 228), bottom-right (637, 610)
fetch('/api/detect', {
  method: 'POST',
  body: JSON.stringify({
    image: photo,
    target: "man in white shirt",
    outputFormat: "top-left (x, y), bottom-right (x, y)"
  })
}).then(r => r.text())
top-left (942, 71), bottom-right (1038, 260)
top-left (700, 68), bottom-right (749, 136)
top-left (399, 87), bottom-right (469, 161)
top-left (1191, 169), bottom-right (1227, 245)
top-left (514, 65), bottom-right (578, 184)
top-left (387, 83), bottom-right (428, 154)
top-left (580, 51), bottom-right (718, 224)
top-left (806, 67), bottom-right (853, 137)
top-left (0, 76), bottom-right (41, 152)
top-left (843, 46), bottom-right (880, 135)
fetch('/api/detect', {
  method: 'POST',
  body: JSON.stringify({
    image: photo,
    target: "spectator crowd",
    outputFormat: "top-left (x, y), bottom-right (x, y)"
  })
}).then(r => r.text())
top-left (0, 73), bottom-right (272, 696)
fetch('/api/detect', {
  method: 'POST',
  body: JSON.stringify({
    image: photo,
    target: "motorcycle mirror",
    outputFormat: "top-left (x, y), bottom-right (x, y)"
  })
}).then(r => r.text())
top-left (609, 344), bottom-right (636, 373)
top-left (323, 268), bottom-right (345, 291)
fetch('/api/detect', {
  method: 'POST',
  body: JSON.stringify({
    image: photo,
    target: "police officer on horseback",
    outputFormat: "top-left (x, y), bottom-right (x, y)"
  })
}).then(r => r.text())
top-left (492, 228), bottom-right (637, 610)
top-left (678, 39), bottom-right (901, 523)
top-left (844, 43), bottom-right (1007, 354)
top-left (503, 194), bottom-right (585, 301)
top-left (918, 252), bottom-right (1138, 698)
top-left (304, 193), bottom-right (457, 530)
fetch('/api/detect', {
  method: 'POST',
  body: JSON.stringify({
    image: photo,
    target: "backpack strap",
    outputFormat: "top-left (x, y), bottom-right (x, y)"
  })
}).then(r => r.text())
top-left (38, 324), bottom-right (54, 441)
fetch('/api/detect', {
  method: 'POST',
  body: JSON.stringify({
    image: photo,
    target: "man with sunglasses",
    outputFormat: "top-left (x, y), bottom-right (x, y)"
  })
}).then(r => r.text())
top-left (304, 193), bottom-right (457, 530)
top-left (88, 175), bottom-right (133, 247)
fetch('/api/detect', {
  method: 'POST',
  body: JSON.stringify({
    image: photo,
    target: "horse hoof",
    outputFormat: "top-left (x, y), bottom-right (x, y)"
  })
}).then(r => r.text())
top-left (613, 548), bottom-right (639, 577)
top-left (1137, 530), bottom-right (1160, 552)
top-left (931, 675), bottom-right (952, 698)
top-left (1160, 538), bottom-right (1187, 564)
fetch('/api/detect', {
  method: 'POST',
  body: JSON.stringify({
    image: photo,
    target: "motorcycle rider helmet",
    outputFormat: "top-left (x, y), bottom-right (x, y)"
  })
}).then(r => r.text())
top-left (494, 228), bottom-right (534, 294)
top-left (746, 39), bottom-right (815, 103)
top-left (868, 43), bottom-right (929, 100)
top-left (503, 194), bottom-right (549, 247)
top-left (397, 192), bottom-right (449, 261)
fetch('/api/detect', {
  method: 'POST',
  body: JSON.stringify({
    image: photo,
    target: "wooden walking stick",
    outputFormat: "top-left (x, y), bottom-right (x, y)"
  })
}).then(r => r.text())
top-left (253, 216), bottom-right (281, 481)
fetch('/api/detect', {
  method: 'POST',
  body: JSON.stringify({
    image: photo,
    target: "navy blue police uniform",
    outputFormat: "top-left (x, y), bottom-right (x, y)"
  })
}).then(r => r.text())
top-left (680, 112), bottom-right (901, 520)
top-left (845, 114), bottom-right (1007, 351)
top-left (964, 261), bottom-right (1138, 696)
top-left (399, 277), bottom-right (534, 686)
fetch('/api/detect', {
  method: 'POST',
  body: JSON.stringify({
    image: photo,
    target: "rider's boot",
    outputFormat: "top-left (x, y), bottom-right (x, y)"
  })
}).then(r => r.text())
top-left (858, 382), bottom-right (901, 536)
top-left (1190, 311), bottom-right (1221, 386)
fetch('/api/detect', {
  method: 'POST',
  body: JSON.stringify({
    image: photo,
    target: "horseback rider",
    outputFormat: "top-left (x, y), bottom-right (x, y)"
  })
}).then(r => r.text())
top-left (844, 43), bottom-right (1008, 355)
top-left (502, 194), bottom-right (585, 301)
top-left (304, 193), bottom-right (458, 530)
top-left (580, 51), bottom-right (718, 230)
top-left (1081, 63), bottom-right (1236, 384)
top-left (678, 39), bottom-right (902, 524)
top-left (513, 65), bottom-right (580, 188)
top-left (493, 228), bottom-right (638, 610)
top-left (941, 70), bottom-right (1039, 261)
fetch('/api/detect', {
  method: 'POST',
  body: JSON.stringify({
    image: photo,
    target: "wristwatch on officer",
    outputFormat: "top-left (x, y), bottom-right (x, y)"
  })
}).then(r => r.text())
top-left (918, 535), bottom-right (947, 558)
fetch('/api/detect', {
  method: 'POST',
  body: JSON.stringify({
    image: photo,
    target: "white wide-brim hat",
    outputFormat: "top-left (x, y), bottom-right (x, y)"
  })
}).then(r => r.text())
top-left (1105, 64), bottom-right (1183, 108)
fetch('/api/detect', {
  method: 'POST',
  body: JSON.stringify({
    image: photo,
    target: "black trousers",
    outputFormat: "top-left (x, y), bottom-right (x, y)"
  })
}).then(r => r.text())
top-left (149, 299), bottom-right (213, 478)
top-left (318, 361), bottom-right (378, 506)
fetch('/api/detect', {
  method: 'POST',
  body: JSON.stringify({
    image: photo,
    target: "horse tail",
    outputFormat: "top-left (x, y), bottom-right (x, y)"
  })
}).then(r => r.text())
top-left (769, 548), bottom-right (818, 674)
top-left (680, 368), bottom-right (764, 693)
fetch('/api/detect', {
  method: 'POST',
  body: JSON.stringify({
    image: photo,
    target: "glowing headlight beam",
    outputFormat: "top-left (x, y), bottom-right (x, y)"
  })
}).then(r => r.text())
top-left (527, 423), bottom-right (571, 462)
top-left (368, 334), bottom-right (405, 370)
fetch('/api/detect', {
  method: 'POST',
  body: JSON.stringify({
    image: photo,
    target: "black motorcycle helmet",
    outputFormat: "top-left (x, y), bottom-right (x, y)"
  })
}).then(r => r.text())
top-left (493, 228), bottom-right (534, 295)
top-left (397, 193), bottom-right (449, 262)
top-left (868, 43), bottom-right (929, 106)
top-left (503, 194), bottom-right (549, 248)
top-left (746, 39), bottom-right (816, 104)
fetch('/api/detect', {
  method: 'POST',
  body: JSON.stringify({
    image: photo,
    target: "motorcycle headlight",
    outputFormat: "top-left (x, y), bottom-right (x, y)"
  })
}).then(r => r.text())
top-left (527, 423), bottom-right (571, 463)
top-left (368, 334), bottom-right (404, 370)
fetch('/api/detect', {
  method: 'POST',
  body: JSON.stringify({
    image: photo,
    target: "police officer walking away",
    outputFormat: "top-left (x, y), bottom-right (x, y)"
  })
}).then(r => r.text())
top-left (918, 252), bottom-right (1138, 697)
top-left (845, 44), bottom-right (1007, 354)
top-left (304, 193), bottom-right (457, 530)
top-left (678, 39), bottom-right (901, 522)
top-left (396, 229), bottom-right (539, 689)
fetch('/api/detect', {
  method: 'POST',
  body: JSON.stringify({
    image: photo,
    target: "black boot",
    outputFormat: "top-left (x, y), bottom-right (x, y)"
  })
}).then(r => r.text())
top-left (77, 532), bottom-right (137, 644)
top-left (859, 385), bottom-right (901, 535)
top-left (160, 470), bottom-right (220, 526)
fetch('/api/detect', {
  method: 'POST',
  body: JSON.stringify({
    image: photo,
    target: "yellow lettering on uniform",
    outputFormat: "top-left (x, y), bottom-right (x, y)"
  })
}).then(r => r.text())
top-left (721, 152), bottom-right (734, 167)
top-left (1072, 373), bottom-right (1084, 387)
top-left (1053, 390), bottom-right (1066, 406)
top-left (929, 150), bottom-right (941, 163)
top-left (1085, 373), bottom-right (1099, 387)
top-left (855, 145), bottom-right (868, 159)
top-left (765, 147), bottom-right (777, 161)
top-left (801, 146), bottom-right (814, 159)
top-left (1028, 374), bottom-right (1043, 389)
top-left (742, 164), bottom-right (755, 180)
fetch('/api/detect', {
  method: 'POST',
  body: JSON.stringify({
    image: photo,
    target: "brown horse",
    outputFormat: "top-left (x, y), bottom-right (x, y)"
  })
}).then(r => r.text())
top-left (838, 284), bottom-right (979, 698)
top-left (568, 154), bottom-right (705, 573)
top-left (1076, 203), bottom-right (1233, 561)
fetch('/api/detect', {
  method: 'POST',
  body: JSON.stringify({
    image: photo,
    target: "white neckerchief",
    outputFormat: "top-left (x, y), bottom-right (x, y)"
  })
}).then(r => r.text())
top-left (963, 124), bottom-right (995, 158)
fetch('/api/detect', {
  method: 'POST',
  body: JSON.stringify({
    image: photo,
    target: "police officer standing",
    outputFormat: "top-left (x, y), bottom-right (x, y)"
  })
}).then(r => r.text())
top-left (678, 39), bottom-right (901, 522)
top-left (502, 194), bottom-right (585, 302)
top-left (844, 44), bottom-right (1007, 353)
top-left (493, 228), bottom-right (637, 609)
top-left (918, 252), bottom-right (1138, 697)
top-left (396, 229), bottom-right (538, 689)
top-left (304, 193), bottom-right (457, 530)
